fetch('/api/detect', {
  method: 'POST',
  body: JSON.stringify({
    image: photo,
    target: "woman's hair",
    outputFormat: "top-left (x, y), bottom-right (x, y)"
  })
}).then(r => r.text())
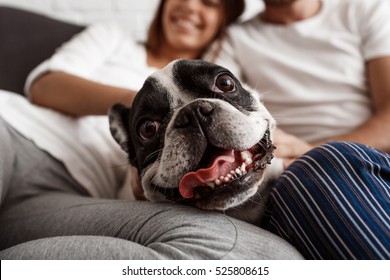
top-left (146, 0), bottom-right (245, 60)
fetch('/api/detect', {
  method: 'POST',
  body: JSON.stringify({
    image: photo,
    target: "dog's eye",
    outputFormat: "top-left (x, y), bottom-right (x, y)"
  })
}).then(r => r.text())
top-left (139, 120), bottom-right (160, 140)
top-left (214, 74), bottom-right (236, 93)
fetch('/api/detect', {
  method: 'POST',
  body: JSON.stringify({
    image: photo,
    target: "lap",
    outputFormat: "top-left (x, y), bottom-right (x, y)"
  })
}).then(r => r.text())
top-left (0, 192), bottom-right (302, 259)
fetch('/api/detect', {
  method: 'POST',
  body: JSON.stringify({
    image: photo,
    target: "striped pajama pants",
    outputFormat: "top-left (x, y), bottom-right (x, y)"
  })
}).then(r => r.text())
top-left (262, 142), bottom-right (390, 259)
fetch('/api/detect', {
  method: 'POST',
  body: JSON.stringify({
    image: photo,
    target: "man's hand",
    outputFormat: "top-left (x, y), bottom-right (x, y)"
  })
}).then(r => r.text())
top-left (273, 128), bottom-right (313, 169)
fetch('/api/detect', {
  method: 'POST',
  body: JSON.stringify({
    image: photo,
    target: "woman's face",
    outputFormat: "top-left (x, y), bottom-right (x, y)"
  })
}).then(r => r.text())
top-left (162, 0), bottom-right (223, 54)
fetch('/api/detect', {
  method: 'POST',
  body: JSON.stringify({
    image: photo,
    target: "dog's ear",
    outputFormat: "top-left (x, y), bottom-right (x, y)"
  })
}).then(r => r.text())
top-left (108, 103), bottom-right (136, 164)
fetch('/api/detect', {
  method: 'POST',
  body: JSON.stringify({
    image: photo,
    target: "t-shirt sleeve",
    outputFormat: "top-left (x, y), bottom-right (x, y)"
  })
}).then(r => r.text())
top-left (359, 0), bottom-right (390, 60)
top-left (24, 21), bottom-right (127, 97)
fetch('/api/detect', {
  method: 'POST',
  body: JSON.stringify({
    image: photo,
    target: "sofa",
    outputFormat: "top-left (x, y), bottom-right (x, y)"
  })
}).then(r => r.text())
top-left (0, 6), bottom-right (303, 260)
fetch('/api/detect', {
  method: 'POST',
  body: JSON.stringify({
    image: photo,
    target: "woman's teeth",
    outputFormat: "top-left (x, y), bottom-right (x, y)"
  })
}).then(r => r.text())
top-left (176, 19), bottom-right (198, 31)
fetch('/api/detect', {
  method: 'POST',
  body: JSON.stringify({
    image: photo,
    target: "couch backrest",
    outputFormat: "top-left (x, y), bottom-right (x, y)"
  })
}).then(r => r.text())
top-left (0, 6), bottom-right (84, 95)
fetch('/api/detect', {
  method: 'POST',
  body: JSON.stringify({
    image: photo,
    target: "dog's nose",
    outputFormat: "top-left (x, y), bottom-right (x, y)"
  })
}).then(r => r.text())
top-left (174, 100), bottom-right (215, 128)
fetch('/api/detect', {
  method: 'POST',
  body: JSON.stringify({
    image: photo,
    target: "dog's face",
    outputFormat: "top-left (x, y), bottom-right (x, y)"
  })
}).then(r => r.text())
top-left (109, 60), bottom-right (276, 213)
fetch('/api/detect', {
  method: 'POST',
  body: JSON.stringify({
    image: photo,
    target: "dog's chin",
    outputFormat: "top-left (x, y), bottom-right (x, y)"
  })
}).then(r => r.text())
top-left (143, 129), bottom-right (275, 211)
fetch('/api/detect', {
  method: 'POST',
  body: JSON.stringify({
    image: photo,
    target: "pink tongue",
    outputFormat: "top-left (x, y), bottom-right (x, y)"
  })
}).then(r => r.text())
top-left (179, 149), bottom-right (239, 198)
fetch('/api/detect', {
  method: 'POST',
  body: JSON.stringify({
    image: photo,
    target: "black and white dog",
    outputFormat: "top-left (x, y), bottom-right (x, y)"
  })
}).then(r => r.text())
top-left (109, 60), bottom-right (281, 224)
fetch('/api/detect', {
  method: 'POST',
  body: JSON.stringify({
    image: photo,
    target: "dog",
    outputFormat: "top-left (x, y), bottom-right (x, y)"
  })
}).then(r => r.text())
top-left (109, 60), bottom-right (281, 224)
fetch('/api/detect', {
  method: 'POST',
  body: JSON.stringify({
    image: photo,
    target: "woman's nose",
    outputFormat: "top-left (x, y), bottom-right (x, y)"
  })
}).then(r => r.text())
top-left (180, 0), bottom-right (201, 12)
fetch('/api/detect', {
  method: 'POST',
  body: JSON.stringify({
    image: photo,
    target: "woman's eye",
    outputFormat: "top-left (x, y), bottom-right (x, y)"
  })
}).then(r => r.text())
top-left (214, 74), bottom-right (236, 92)
top-left (202, 0), bottom-right (221, 7)
top-left (139, 120), bottom-right (160, 140)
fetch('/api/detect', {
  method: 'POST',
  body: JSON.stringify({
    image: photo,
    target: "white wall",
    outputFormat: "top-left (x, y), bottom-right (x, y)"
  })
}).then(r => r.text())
top-left (0, 0), bottom-right (263, 40)
top-left (0, 0), bottom-right (160, 39)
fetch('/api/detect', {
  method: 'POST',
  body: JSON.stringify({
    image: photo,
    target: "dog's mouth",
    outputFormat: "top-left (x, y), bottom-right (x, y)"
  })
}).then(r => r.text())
top-left (176, 129), bottom-right (275, 201)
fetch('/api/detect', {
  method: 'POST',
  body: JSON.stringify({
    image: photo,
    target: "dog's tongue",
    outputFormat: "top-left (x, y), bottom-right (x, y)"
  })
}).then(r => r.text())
top-left (179, 149), bottom-right (237, 198)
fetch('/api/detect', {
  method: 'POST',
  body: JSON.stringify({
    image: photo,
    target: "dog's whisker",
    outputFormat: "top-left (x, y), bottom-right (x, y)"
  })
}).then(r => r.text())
top-left (144, 149), bottom-right (163, 165)
top-left (248, 196), bottom-right (266, 207)
top-left (246, 195), bottom-right (266, 208)
top-left (111, 162), bottom-right (131, 168)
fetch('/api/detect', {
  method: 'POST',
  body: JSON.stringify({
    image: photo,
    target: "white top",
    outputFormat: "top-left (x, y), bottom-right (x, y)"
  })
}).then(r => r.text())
top-left (216, 0), bottom-right (390, 142)
top-left (0, 21), bottom-right (157, 199)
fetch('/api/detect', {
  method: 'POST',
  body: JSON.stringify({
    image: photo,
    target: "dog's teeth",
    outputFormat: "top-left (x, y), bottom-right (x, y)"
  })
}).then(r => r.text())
top-left (240, 151), bottom-right (251, 161)
top-left (240, 151), bottom-right (253, 165)
top-left (206, 182), bottom-right (216, 189)
top-left (213, 163), bottom-right (252, 188)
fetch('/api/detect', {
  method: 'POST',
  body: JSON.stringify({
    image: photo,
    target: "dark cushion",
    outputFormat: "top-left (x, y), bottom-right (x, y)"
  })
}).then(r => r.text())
top-left (0, 6), bottom-right (84, 95)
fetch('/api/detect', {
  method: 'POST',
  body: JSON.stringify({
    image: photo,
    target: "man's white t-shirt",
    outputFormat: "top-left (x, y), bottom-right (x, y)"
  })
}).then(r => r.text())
top-left (217, 0), bottom-right (390, 142)
top-left (0, 22), bottom-right (157, 199)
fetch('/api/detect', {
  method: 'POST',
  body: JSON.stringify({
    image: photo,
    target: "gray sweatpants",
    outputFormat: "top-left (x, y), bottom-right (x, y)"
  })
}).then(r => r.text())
top-left (0, 117), bottom-right (302, 259)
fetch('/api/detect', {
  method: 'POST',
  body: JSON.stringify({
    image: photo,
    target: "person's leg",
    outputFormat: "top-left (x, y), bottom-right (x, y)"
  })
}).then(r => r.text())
top-left (0, 193), bottom-right (302, 259)
top-left (0, 118), bottom-right (13, 206)
top-left (262, 142), bottom-right (390, 259)
top-left (0, 117), bottom-right (302, 259)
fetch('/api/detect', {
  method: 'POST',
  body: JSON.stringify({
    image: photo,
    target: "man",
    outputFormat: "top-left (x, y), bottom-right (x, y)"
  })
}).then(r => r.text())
top-left (216, 0), bottom-right (390, 259)
top-left (218, 0), bottom-right (390, 166)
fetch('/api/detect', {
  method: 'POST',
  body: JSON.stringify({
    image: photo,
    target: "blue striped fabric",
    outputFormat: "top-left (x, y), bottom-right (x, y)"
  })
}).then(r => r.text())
top-left (262, 142), bottom-right (390, 259)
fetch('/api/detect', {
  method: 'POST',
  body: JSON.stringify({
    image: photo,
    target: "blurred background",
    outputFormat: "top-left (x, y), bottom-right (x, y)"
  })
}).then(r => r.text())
top-left (0, 0), bottom-right (264, 40)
